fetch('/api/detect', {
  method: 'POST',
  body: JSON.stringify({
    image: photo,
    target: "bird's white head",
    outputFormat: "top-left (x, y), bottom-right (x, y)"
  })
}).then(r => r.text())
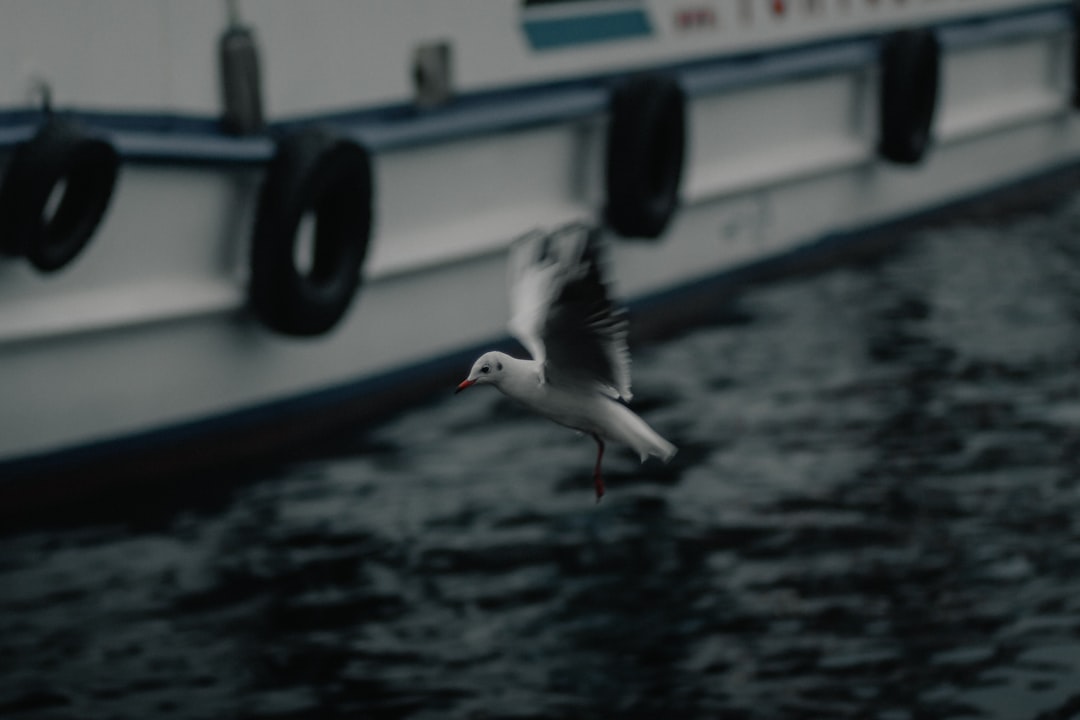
top-left (455, 351), bottom-right (510, 393)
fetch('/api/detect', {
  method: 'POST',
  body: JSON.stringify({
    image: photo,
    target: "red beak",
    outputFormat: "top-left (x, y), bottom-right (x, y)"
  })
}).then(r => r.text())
top-left (455, 378), bottom-right (475, 394)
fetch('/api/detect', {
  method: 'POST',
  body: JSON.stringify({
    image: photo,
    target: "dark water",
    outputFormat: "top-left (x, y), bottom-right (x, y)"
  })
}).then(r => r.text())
top-left (5, 189), bottom-right (1080, 720)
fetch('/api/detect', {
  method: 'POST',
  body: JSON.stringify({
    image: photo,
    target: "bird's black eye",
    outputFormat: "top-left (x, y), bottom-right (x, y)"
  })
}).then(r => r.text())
top-left (480, 365), bottom-right (490, 374)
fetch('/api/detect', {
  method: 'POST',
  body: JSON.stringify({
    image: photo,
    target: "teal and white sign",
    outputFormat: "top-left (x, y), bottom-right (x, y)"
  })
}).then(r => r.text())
top-left (522, 0), bottom-right (654, 50)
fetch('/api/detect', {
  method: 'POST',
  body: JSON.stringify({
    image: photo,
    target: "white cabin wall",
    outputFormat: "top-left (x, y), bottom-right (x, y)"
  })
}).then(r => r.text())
top-left (0, 0), bottom-right (1065, 118)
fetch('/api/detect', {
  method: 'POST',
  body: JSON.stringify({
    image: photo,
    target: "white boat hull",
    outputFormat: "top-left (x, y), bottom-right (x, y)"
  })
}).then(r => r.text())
top-left (1, 1), bottom-right (1077, 493)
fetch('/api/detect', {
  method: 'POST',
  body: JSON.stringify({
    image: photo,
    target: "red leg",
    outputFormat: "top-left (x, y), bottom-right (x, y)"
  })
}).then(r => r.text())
top-left (591, 433), bottom-right (605, 502)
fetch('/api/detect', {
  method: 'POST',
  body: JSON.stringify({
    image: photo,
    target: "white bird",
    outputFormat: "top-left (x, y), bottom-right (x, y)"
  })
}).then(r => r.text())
top-left (455, 222), bottom-right (676, 500)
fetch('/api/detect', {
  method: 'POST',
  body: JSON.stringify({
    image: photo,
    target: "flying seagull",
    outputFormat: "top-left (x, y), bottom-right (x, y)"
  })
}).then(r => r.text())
top-left (455, 222), bottom-right (676, 500)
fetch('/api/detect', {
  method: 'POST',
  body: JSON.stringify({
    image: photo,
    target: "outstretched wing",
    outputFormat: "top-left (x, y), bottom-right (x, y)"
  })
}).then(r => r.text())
top-left (507, 222), bottom-right (632, 401)
top-left (507, 228), bottom-right (556, 367)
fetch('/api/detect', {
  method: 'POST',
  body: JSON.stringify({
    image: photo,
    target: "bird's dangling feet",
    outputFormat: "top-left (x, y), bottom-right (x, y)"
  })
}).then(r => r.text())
top-left (592, 434), bottom-right (605, 502)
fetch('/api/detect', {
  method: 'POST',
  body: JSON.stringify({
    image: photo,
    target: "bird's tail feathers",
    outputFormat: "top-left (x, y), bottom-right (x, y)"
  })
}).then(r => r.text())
top-left (638, 432), bottom-right (677, 464)
top-left (608, 403), bottom-right (677, 464)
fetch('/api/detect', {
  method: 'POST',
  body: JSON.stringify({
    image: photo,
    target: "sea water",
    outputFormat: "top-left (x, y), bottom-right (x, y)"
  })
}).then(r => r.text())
top-left (3, 186), bottom-right (1080, 719)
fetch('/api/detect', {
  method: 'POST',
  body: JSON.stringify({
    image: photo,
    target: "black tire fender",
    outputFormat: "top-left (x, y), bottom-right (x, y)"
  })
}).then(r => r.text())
top-left (879, 28), bottom-right (941, 165)
top-left (605, 74), bottom-right (686, 240)
top-left (1072, 1), bottom-right (1080, 110)
top-left (0, 118), bottom-right (120, 272)
top-left (249, 127), bottom-right (373, 337)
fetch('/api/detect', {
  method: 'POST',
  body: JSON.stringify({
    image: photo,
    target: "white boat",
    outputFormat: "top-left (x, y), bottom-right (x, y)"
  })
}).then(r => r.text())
top-left (1, 0), bottom-right (1077, 503)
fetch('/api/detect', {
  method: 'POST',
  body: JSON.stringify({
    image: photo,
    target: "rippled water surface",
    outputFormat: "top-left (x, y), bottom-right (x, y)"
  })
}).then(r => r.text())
top-left (5, 188), bottom-right (1080, 719)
